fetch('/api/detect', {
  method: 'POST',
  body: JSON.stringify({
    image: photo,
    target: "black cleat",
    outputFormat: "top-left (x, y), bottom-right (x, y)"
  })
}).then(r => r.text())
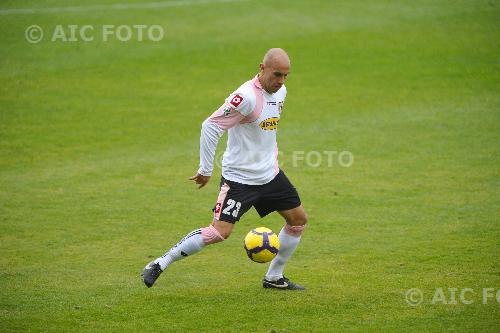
top-left (141, 261), bottom-right (163, 288)
top-left (263, 276), bottom-right (305, 290)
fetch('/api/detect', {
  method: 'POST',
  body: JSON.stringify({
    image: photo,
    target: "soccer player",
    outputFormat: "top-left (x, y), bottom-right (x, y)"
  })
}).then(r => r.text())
top-left (142, 48), bottom-right (308, 290)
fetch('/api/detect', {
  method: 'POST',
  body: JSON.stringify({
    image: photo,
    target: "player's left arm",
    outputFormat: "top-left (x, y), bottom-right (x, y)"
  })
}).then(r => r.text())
top-left (279, 85), bottom-right (287, 113)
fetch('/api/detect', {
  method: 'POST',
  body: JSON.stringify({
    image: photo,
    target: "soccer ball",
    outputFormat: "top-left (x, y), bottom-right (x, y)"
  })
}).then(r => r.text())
top-left (243, 227), bottom-right (280, 263)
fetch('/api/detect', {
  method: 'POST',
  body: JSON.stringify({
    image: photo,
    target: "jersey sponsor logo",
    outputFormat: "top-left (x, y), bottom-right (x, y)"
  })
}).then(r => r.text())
top-left (259, 117), bottom-right (280, 130)
top-left (278, 101), bottom-right (284, 113)
top-left (230, 94), bottom-right (243, 107)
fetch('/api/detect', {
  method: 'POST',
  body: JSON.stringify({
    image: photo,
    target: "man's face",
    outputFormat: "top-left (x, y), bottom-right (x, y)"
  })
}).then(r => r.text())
top-left (259, 62), bottom-right (290, 94)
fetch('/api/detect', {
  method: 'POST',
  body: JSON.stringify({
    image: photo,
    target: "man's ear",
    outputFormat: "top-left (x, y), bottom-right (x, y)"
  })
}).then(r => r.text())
top-left (259, 63), bottom-right (265, 71)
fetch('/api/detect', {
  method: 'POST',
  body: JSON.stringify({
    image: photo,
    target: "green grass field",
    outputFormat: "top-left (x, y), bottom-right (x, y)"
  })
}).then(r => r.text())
top-left (1, 0), bottom-right (499, 332)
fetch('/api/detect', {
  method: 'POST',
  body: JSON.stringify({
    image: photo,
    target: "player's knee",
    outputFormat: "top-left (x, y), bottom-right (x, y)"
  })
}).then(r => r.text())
top-left (218, 228), bottom-right (232, 239)
top-left (288, 211), bottom-right (308, 227)
top-left (211, 219), bottom-right (236, 239)
top-left (201, 225), bottom-right (226, 245)
top-left (298, 212), bottom-right (308, 226)
top-left (284, 211), bottom-right (308, 237)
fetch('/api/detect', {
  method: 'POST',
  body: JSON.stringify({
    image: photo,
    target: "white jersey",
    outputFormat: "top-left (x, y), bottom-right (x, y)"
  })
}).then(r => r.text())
top-left (197, 75), bottom-right (286, 185)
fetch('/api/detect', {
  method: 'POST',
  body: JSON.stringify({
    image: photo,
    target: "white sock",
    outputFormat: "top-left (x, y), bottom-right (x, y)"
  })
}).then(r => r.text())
top-left (265, 227), bottom-right (302, 281)
top-left (155, 229), bottom-right (205, 270)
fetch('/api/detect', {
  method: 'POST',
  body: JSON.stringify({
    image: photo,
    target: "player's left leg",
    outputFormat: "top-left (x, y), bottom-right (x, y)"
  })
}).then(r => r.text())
top-left (264, 205), bottom-right (307, 290)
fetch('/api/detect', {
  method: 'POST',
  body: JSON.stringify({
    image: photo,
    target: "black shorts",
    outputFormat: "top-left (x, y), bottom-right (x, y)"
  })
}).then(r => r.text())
top-left (212, 170), bottom-right (301, 223)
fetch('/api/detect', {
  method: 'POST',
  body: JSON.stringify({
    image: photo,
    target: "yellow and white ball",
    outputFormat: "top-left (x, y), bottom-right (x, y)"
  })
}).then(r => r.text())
top-left (243, 227), bottom-right (280, 263)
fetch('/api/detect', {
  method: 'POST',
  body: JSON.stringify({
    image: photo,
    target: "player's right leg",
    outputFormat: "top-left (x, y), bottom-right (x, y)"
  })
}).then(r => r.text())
top-left (142, 177), bottom-right (255, 288)
top-left (141, 219), bottom-right (233, 288)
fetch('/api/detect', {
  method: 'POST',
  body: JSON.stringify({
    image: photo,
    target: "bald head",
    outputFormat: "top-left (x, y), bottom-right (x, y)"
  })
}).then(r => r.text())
top-left (258, 48), bottom-right (291, 94)
top-left (263, 48), bottom-right (291, 68)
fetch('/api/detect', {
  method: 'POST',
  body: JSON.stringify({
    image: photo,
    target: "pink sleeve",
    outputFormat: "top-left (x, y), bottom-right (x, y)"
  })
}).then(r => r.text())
top-left (207, 104), bottom-right (245, 130)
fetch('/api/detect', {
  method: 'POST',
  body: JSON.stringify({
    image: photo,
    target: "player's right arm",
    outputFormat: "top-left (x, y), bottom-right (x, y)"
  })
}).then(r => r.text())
top-left (190, 91), bottom-right (255, 188)
top-left (189, 119), bottom-right (223, 189)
